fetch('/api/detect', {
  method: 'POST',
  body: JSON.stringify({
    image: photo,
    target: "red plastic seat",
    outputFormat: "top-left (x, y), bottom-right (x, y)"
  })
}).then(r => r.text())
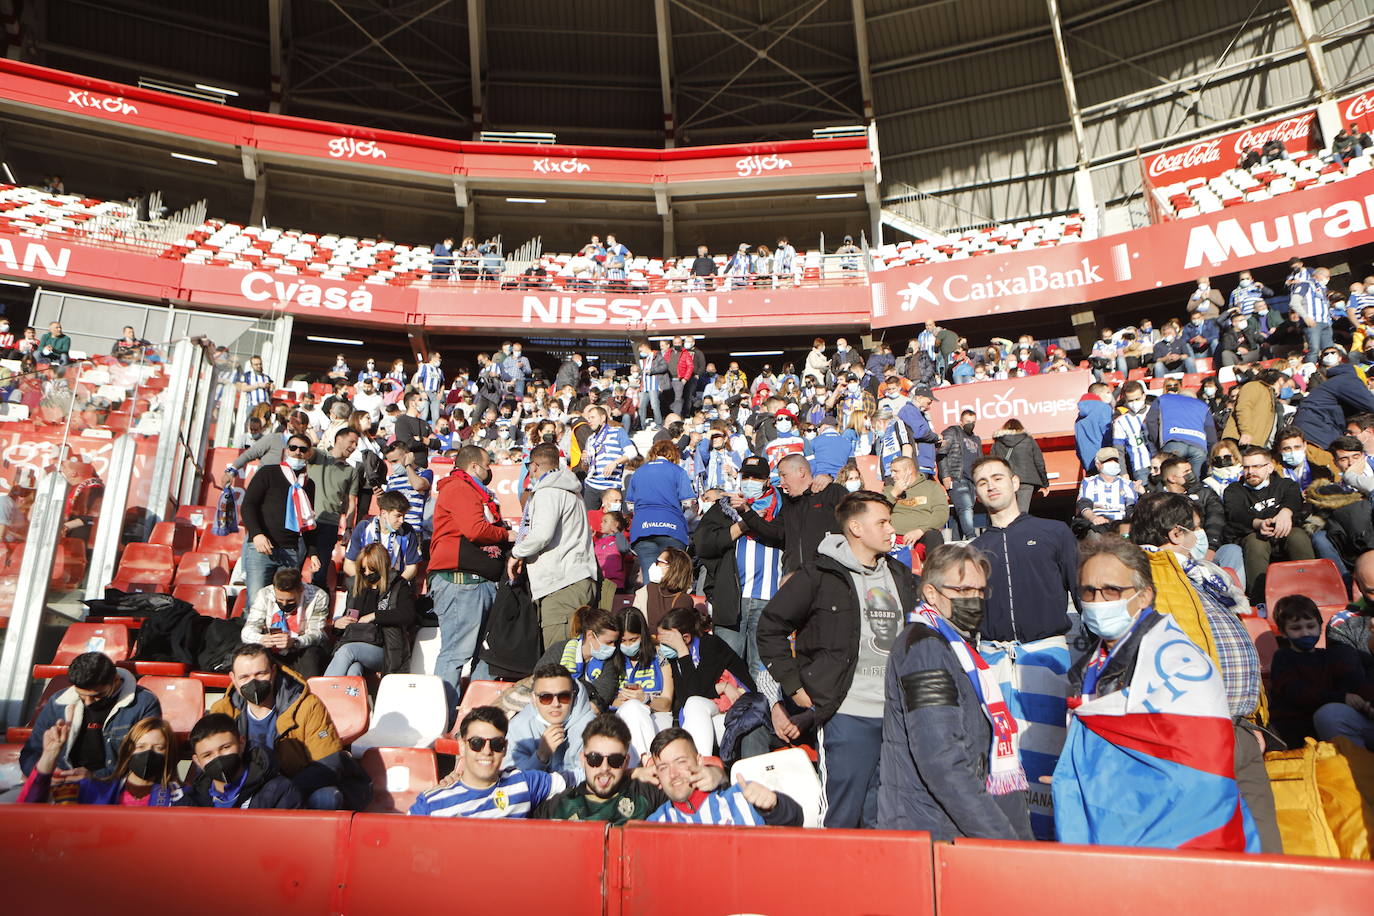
top-left (174, 551), bottom-right (231, 587)
top-left (149, 521), bottom-right (199, 559)
top-left (360, 747), bottom-right (437, 814)
top-left (197, 530), bottom-right (244, 561)
top-left (135, 675), bottom-right (205, 739)
top-left (172, 585), bottom-right (229, 619)
top-left (307, 676), bottom-right (370, 746)
top-left (110, 542), bottom-right (174, 593)
top-left (435, 680), bottom-right (509, 755)
top-left (189, 671), bottom-right (233, 689)
top-left (1264, 559), bottom-right (1346, 613)
top-left (231, 587), bottom-right (249, 618)
top-left (33, 623), bottom-right (130, 678)
top-left (50, 538), bottom-right (88, 591)
top-left (173, 505), bottom-right (215, 532)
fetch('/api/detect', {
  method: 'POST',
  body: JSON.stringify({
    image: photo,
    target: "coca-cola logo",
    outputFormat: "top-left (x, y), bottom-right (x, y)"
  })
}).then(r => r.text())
top-left (327, 137), bottom-right (387, 160)
top-left (66, 89), bottom-right (137, 116)
top-left (736, 154), bottom-right (792, 178)
top-left (532, 157), bottom-right (589, 175)
top-left (1147, 139), bottom-right (1222, 178)
top-left (1233, 114), bottom-right (1313, 155)
top-left (1344, 93), bottom-right (1374, 124)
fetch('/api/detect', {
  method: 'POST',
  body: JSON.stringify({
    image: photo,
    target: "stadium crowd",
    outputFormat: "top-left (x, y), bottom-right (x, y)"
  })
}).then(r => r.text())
top-left (11, 252), bottom-right (1374, 853)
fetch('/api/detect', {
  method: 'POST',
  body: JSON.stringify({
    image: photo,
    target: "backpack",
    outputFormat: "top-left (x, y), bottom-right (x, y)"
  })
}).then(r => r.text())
top-left (197, 617), bottom-right (248, 672)
top-left (479, 574), bottom-right (541, 680)
top-left (128, 593), bottom-right (208, 667)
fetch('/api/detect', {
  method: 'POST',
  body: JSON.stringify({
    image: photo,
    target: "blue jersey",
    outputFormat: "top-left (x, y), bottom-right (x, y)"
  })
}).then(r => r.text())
top-left (626, 458), bottom-right (695, 546)
top-left (386, 465), bottom-right (433, 531)
top-left (408, 767), bottom-right (561, 818)
top-left (647, 785), bottom-right (765, 825)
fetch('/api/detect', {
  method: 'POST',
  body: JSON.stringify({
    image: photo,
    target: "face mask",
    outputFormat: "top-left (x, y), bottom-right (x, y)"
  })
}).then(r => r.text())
top-left (603, 501), bottom-right (622, 514)
top-left (775, 419), bottom-right (792, 433)
top-left (1213, 464), bottom-right (1242, 482)
top-left (698, 499), bottom-right (713, 515)
top-left (947, 596), bottom-right (985, 634)
top-left (656, 643), bottom-right (678, 660)
top-left (203, 752), bottom-right (243, 784)
top-left (847, 383), bottom-right (858, 394)
top-left (1281, 449), bottom-right (1305, 467)
top-left (1280, 386), bottom-right (1294, 399)
top-left (127, 749), bottom-right (166, 782)
top-left (363, 569), bottom-right (381, 583)
top-left (285, 456), bottom-right (306, 471)
top-left (741, 479), bottom-right (765, 500)
top-left (962, 422), bottom-right (976, 434)
top-left (1322, 353), bottom-right (1341, 367)
top-left (1190, 528), bottom-right (1209, 562)
top-left (239, 678), bottom-right (273, 707)
top-left (1101, 460), bottom-right (1121, 477)
top-left (1290, 634), bottom-right (1320, 651)
top-left (619, 641), bottom-right (641, 657)
top-left (648, 564), bottom-right (665, 584)
top-left (844, 478), bottom-right (862, 493)
top-left (1202, 387), bottom-right (1216, 398)
top-left (1082, 598), bottom-right (1136, 641)
top-left (590, 641), bottom-right (617, 661)
top-left (1127, 400), bottom-right (1146, 413)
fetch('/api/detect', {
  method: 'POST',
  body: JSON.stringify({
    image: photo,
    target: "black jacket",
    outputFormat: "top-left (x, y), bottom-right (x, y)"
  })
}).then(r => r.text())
top-left (971, 514), bottom-right (1078, 643)
top-left (178, 744), bottom-right (302, 809)
top-left (241, 465), bottom-right (316, 549)
top-left (938, 424), bottom-right (982, 484)
top-left (693, 500), bottom-right (785, 629)
top-left (1294, 363), bottom-right (1374, 448)
top-left (1221, 476), bottom-right (1306, 544)
top-left (555, 358), bottom-right (584, 391)
top-left (739, 482), bottom-right (848, 574)
top-left (1218, 326), bottom-right (1262, 354)
top-left (758, 549), bottom-right (918, 725)
top-left (877, 621), bottom-right (1033, 840)
top-left (990, 432), bottom-right (1047, 488)
top-left (665, 632), bottom-right (755, 719)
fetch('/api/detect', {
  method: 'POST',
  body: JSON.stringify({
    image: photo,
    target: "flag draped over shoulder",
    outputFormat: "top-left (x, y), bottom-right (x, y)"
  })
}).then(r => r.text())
top-left (1052, 610), bottom-right (1260, 852)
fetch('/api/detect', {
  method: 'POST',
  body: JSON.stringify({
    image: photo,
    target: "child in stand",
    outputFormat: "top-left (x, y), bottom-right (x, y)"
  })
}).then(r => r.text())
top-left (594, 510), bottom-right (631, 610)
top-left (1269, 594), bottom-right (1372, 748)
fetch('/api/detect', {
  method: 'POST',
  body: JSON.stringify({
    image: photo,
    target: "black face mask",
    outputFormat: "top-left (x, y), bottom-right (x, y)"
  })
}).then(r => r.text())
top-left (203, 753), bottom-right (243, 783)
top-left (126, 749), bottom-right (166, 782)
top-left (947, 597), bottom-right (986, 635)
top-left (962, 422), bottom-right (976, 434)
top-left (363, 569), bottom-right (381, 584)
top-left (239, 678), bottom-right (273, 707)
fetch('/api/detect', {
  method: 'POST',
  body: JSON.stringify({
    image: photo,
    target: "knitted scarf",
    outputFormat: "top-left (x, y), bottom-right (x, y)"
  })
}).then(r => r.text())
top-left (910, 603), bottom-right (1028, 795)
top-left (279, 463), bottom-right (316, 533)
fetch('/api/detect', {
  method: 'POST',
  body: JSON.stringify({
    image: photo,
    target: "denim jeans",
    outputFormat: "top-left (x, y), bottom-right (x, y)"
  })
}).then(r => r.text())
top-left (241, 540), bottom-right (305, 599)
top-left (948, 479), bottom-right (977, 540)
top-left (1152, 356), bottom-right (1197, 376)
top-left (429, 575), bottom-right (497, 694)
top-left (1315, 701), bottom-right (1374, 749)
top-left (632, 535), bottom-right (681, 587)
top-left (325, 641), bottom-right (387, 678)
top-left (1161, 441), bottom-right (1207, 478)
top-left (1213, 543), bottom-right (1245, 590)
top-left (819, 713), bottom-right (882, 828)
top-left (638, 388), bottom-right (664, 428)
top-left (738, 595), bottom-right (769, 681)
top-left (1305, 322), bottom-right (1334, 357)
top-left (306, 523), bottom-right (340, 590)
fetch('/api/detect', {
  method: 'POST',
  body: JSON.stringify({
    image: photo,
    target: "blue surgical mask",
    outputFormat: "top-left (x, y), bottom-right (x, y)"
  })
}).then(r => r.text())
top-left (1190, 528), bottom-right (1209, 562)
top-left (1082, 597), bottom-right (1136, 641)
top-left (1289, 634), bottom-right (1319, 651)
top-left (741, 479), bottom-right (765, 500)
top-left (590, 641), bottom-right (617, 661)
top-left (656, 644), bottom-right (679, 660)
top-left (619, 641), bottom-right (640, 657)
top-left (775, 419), bottom-right (793, 433)
top-left (1280, 386), bottom-right (1293, 399)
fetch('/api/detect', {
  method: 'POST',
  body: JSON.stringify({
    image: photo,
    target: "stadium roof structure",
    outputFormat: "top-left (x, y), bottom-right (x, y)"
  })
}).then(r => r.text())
top-left (7, 0), bottom-right (1373, 242)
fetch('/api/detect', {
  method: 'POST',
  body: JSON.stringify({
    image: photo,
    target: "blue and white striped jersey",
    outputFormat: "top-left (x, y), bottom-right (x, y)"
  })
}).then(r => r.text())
top-left (408, 767), bottom-right (562, 818)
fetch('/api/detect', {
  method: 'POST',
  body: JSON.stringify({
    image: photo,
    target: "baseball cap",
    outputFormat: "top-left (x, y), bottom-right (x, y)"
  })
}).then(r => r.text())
top-left (1095, 447), bottom-right (1121, 465)
top-left (774, 409), bottom-right (797, 422)
top-left (740, 456), bottom-right (770, 480)
top-left (912, 386), bottom-right (937, 401)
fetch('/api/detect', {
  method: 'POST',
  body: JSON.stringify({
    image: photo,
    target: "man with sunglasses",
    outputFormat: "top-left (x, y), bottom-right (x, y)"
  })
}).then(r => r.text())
top-left (504, 664), bottom-right (598, 783)
top-left (409, 706), bottom-right (563, 818)
top-left (240, 432), bottom-right (320, 598)
top-left (646, 727), bottom-right (803, 826)
top-left (534, 714), bottom-right (722, 823)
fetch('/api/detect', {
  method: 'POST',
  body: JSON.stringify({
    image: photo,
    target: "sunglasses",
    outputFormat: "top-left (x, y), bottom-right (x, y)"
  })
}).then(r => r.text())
top-left (465, 735), bottom-right (508, 753)
top-left (536, 691), bottom-right (573, 705)
top-left (584, 751), bottom-right (627, 769)
top-left (286, 444), bottom-right (310, 454)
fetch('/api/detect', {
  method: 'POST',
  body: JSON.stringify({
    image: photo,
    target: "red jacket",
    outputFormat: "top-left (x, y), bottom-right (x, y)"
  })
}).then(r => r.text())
top-left (428, 472), bottom-right (509, 573)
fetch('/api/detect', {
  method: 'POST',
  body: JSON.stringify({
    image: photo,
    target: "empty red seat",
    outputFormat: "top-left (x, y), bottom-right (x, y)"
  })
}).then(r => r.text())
top-left (110, 542), bottom-right (174, 593)
top-left (435, 680), bottom-right (509, 755)
top-left (174, 505), bottom-right (215, 532)
top-left (198, 530), bottom-right (244, 560)
top-left (173, 585), bottom-right (229, 619)
top-left (1264, 559), bottom-right (1346, 613)
top-left (175, 551), bottom-right (231, 587)
top-left (33, 623), bottom-right (130, 678)
top-left (135, 675), bottom-right (205, 739)
top-left (1243, 617), bottom-right (1280, 673)
top-left (50, 538), bottom-right (88, 591)
top-left (149, 521), bottom-right (199, 559)
top-left (360, 747), bottom-right (437, 814)
top-left (307, 676), bottom-right (370, 745)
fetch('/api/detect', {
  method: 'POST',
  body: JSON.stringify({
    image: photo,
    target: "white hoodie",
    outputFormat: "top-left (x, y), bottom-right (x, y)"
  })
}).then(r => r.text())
top-left (512, 467), bottom-right (599, 599)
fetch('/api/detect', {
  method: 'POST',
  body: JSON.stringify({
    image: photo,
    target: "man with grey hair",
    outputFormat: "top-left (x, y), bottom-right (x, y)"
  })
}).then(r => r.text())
top-left (877, 543), bottom-right (1033, 839)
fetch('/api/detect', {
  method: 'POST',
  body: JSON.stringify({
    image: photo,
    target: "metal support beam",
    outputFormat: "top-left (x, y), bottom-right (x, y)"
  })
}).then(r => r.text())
top-left (249, 168), bottom-right (268, 226)
top-left (468, 0), bottom-right (485, 132)
top-left (655, 187), bottom-right (674, 258)
top-left (268, 0), bottom-right (290, 113)
top-left (850, 0), bottom-right (875, 123)
top-left (863, 172), bottom-right (882, 248)
top-left (0, 471), bottom-right (67, 728)
top-left (85, 434), bottom-right (138, 600)
top-left (1045, 0), bottom-right (1097, 237)
top-left (1287, 0), bottom-right (1331, 97)
top-left (653, 0), bottom-right (677, 146)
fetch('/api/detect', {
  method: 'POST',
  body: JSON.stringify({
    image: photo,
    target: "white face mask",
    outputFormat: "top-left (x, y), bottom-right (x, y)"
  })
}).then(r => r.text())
top-left (1322, 353), bottom-right (1341, 367)
top-left (603, 501), bottom-right (621, 513)
top-left (285, 456), bottom-right (307, 471)
top-left (844, 478), bottom-right (862, 492)
top-left (1127, 399), bottom-right (1146, 413)
top-left (775, 419), bottom-right (792, 433)
top-left (1101, 460), bottom-right (1121, 477)
top-left (648, 563), bottom-right (665, 584)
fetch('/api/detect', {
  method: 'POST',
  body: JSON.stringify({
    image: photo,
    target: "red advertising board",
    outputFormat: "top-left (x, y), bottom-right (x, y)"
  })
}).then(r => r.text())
top-left (1141, 110), bottom-right (1316, 186)
top-left (872, 166), bottom-right (1374, 328)
top-left (252, 124), bottom-right (457, 176)
top-left (1340, 85), bottom-right (1374, 134)
top-left (178, 262), bottom-right (420, 324)
top-left (926, 370), bottom-right (1093, 439)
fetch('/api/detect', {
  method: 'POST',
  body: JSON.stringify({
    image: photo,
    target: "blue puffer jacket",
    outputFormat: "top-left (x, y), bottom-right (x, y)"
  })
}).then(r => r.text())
top-left (20, 668), bottom-right (162, 777)
top-left (1294, 364), bottom-right (1374, 448)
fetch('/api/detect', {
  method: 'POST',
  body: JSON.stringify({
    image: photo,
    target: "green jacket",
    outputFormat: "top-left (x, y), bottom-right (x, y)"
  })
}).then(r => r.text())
top-left (533, 777), bottom-right (669, 823)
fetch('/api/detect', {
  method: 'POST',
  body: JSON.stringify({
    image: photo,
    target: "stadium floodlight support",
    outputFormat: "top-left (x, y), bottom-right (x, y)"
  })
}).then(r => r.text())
top-left (477, 131), bottom-right (556, 145)
top-left (1044, 0), bottom-right (1098, 239)
top-left (653, 0), bottom-right (677, 146)
top-left (138, 77), bottom-right (231, 104)
top-left (1286, 0), bottom-right (1343, 145)
top-left (849, 0), bottom-right (875, 124)
top-left (468, 0), bottom-right (486, 132)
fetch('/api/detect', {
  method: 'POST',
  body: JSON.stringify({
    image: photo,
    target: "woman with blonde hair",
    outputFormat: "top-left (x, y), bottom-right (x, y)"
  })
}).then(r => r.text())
top-left (324, 544), bottom-right (418, 677)
top-left (844, 408), bottom-right (874, 455)
top-left (20, 716), bottom-right (182, 806)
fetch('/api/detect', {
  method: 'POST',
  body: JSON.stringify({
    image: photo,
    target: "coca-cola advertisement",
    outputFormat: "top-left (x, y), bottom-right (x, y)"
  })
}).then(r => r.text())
top-left (1341, 87), bottom-right (1374, 134)
top-left (1142, 110), bottom-right (1316, 186)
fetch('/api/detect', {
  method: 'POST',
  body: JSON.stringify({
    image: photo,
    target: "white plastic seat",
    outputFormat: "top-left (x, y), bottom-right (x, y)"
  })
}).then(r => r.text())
top-left (731, 748), bottom-right (823, 828)
top-left (407, 627), bottom-right (440, 676)
top-left (351, 673), bottom-right (448, 753)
